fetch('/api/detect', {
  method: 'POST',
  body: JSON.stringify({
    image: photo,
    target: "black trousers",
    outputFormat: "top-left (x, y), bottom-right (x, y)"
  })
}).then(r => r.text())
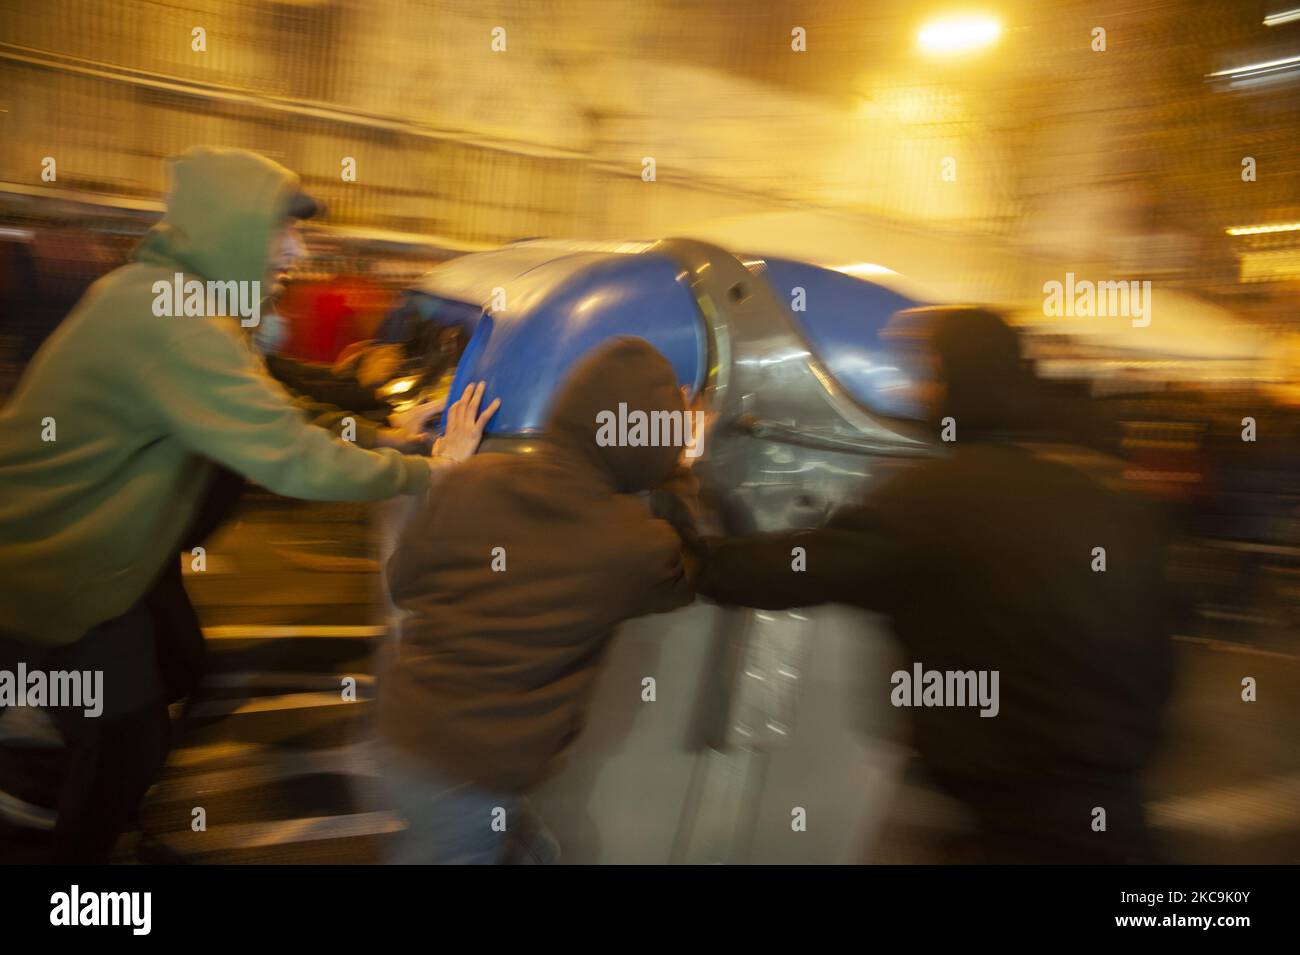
top-left (0, 464), bottom-right (246, 863)
top-left (0, 604), bottom-right (170, 864)
top-left (45, 608), bottom-right (173, 864)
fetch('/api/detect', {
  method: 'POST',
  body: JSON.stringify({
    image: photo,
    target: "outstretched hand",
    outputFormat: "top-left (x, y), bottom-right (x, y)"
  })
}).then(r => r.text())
top-left (431, 381), bottom-right (500, 464)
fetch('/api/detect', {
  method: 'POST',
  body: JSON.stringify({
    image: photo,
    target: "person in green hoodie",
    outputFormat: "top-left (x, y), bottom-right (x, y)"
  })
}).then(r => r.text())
top-left (0, 146), bottom-right (497, 862)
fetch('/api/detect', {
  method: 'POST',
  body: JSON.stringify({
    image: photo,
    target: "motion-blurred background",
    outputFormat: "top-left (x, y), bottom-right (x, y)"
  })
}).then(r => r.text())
top-left (3, 1), bottom-right (1300, 364)
top-left (0, 0), bottom-right (1296, 863)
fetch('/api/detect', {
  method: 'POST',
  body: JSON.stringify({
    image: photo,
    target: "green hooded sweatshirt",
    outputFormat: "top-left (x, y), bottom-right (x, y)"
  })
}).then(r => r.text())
top-left (0, 147), bottom-right (429, 647)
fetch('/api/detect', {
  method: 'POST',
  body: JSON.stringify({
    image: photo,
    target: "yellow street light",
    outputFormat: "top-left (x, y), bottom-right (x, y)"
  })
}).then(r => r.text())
top-left (917, 13), bottom-right (1003, 57)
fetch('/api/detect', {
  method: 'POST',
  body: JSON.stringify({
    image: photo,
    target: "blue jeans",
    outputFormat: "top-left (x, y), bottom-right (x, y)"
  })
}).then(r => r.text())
top-left (379, 741), bottom-right (560, 865)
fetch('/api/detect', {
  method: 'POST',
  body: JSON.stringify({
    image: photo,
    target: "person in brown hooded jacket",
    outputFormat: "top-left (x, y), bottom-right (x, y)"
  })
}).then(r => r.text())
top-left (377, 336), bottom-right (701, 864)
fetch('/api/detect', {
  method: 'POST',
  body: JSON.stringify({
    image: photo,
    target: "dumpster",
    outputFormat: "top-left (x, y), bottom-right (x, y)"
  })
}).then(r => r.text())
top-left (396, 237), bottom-right (937, 862)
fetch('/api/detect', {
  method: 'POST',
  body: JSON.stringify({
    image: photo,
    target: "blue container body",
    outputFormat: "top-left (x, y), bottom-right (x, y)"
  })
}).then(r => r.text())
top-left (434, 250), bottom-right (708, 435)
top-left (404, 243), bottom-right (929, 436)
top-left (753, 257), bottom-right (925, 420)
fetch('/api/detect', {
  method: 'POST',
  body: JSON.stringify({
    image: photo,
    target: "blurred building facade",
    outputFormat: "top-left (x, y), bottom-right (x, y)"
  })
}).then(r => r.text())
top-left (1, 0), bottom-right (1298, 311)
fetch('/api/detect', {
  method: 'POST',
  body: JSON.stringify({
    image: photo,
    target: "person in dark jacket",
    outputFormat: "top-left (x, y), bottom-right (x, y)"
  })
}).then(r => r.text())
top-left (695, 307), bottom-right (1176, 864)
top-left (377, 337), bottom-right (701, 864)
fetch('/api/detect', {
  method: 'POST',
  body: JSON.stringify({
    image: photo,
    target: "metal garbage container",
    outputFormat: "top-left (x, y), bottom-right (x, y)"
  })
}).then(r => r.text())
top-left (401, 237), bottom-right (935, 862)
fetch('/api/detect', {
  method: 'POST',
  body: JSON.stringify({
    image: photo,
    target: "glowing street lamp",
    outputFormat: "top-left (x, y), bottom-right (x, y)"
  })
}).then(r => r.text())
top-left (917, 13), bottom-right (1003, 57)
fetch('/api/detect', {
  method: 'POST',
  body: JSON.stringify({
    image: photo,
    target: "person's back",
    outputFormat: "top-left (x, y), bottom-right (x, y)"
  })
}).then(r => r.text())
top-left (862, 441), bottom-right (1174, 863)
top-left (376, 337), bottom-right (699, 862)
top-left (381, 447), bottom-right (693, 791)
top-left (874, 442), bottom-right (1173, 787)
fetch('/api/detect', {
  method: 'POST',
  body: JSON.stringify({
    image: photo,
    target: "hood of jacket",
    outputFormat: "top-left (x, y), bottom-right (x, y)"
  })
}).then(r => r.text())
top-left (133, 146), bottom-right (300, 285)
top-left (544, 336), bottom-right (687, 493)
top-left (930, 306), bottom-right (1029, 438)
